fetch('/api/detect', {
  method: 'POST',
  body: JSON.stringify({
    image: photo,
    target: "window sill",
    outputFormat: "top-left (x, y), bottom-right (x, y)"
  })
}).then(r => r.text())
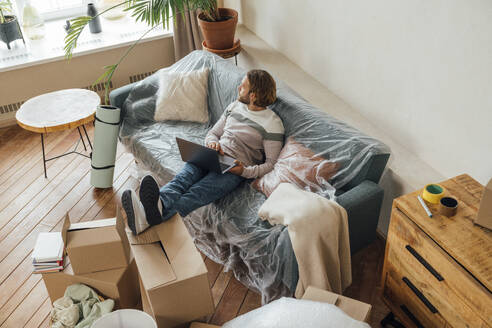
top-left (0, 15), bottom-right (173, 73)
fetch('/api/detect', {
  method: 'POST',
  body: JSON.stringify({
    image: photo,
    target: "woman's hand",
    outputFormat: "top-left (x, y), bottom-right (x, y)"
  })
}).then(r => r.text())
top-left (207, 141), bottom-right (224, 155)
top-left (229, 160), bottom-right (244, 176)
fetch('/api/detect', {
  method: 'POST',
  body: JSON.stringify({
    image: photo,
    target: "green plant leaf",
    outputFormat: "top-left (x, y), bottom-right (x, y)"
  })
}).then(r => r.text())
top-left (64, 16), bottom-right (92, 60)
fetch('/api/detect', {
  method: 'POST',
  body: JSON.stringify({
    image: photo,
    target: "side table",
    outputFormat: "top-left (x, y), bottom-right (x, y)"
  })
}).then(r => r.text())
top-left (15, 89), bottom-right (100, 178)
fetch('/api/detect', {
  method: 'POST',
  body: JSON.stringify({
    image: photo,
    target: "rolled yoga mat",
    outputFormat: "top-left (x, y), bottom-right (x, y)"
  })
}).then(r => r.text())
top-left (90, 105), bottom-right (121, 188)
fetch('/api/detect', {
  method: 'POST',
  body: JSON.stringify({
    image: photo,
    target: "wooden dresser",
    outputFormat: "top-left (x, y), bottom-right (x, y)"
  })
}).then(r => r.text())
top-left (381, 174), bottom-right (492, 328)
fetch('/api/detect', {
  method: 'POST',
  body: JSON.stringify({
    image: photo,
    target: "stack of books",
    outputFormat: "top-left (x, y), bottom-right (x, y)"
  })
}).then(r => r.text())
top-left (32, 232), bottom-right (64, 273)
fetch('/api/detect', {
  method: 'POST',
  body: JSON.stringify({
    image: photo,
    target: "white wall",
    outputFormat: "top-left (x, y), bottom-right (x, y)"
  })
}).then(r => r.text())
top-left (226, 0), bottom-right (492, 185)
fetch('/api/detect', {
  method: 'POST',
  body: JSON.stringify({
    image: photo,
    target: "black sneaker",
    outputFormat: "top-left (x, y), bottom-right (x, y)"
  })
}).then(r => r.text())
top-left (121, 189), bottom-right (149, 235)
top-left (139, 175), bottom-right (163, 226)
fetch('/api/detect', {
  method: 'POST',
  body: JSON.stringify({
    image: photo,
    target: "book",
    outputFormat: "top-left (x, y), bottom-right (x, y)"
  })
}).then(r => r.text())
top-left (32, 256), bottom-right (65, 273)
top-left (32, 232), bottom-right (64, 263)
top-left (33, 265), bottom-right (64, 274)
top-left (33, 260), bottom-right (63, 267)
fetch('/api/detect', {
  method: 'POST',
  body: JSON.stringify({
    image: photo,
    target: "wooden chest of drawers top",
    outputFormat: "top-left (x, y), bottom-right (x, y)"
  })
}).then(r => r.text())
top-left (394, 174), bottom-right (492, 292)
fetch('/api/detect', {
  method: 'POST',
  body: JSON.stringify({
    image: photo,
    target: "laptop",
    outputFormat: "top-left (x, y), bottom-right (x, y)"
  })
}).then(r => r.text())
top-left (176, 137), bottom-right (237, 174)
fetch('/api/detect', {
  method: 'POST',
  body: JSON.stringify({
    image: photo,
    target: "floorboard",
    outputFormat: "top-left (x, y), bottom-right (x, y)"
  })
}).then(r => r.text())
top-left (204, 257), bottom-right (223, 288)
top-left (0, 125), bottom-right (389, 328)
top-left (209, 276), bottom-right (249, 326)
top-left (0, 125), bottom-right (26, 148)
top-left (237, 290), bottom-right (262, 316)
top-left (0, 129), bottom-right (41, 177)
top-left (0, 129), bottom-right (70, 189)
top-left (24, 298), bottom-right (50, 328)
top-left (0, 130), bottom-right (84, 236)
top-left (37, 316), bottom-right (50, 328)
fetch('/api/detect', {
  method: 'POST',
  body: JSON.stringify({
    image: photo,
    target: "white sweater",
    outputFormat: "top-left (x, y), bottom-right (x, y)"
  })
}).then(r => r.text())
top-left (204, 101), bottom-right (284, 179)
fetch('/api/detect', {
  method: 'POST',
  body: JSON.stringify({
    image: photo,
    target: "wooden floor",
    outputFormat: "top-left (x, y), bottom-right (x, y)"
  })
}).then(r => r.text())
top-left (0, 125), bottom-right (389, 327)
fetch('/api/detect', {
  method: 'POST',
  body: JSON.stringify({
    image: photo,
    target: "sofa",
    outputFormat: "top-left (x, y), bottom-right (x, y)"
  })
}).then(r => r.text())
top-left (110, 51), bottom-right (390, 303)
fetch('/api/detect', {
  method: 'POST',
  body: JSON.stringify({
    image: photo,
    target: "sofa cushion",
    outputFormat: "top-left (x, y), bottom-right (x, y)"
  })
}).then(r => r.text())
top-left (155, 68), bottom-right (210, 123)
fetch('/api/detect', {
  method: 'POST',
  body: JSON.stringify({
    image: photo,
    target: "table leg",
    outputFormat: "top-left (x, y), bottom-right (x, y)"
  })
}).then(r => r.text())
top-left (77, 126), bottom-right (87, 151)
top-left (41, 134), bottom-right (47, 178)
top-left (82, 125), bottom-right (93, 150)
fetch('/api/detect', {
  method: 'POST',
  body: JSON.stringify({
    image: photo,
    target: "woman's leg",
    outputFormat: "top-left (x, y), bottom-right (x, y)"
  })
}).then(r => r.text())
top-left (170, 171), bottom-right (245, 218)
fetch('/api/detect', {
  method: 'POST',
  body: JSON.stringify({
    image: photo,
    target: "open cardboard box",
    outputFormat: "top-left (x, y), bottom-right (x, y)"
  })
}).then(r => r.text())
top-left (42, 208), bottom-right (139, 309)
top-left (132, 214), bottom-right (214, 328)
top-left (301, 286), bottom-right (371, 322)
top-left (61, 207), bottom-right (131, 274)
top-left (42, 258), bottom-right (140, 309)
top-left (190, 286), bottom-right (372, 328)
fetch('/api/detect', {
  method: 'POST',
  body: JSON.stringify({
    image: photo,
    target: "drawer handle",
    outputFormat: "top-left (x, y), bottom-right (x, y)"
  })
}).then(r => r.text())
top-left (406, 245), bottom-right (444, 282)
top-left (400, 305), bottom-right (424, 328)
top-left (402, 277), bottom-right (439, 314)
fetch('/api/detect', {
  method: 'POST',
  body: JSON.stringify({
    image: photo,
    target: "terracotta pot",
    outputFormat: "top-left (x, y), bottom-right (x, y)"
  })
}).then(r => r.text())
top-left (198, 8), bottom-right (238, 50)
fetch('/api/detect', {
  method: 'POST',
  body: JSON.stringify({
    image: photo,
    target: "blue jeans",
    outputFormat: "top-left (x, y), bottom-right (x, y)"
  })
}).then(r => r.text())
top-left (158, 163), bottom-right (245, 221)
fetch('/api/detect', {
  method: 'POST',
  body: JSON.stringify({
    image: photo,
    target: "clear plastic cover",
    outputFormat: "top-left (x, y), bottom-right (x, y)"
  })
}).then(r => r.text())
top-left (119, 51), bottom-right (389, 303)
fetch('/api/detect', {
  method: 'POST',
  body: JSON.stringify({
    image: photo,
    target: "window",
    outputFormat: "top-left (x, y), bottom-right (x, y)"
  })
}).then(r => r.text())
top-left (15, 0), bottom-right (87, 22)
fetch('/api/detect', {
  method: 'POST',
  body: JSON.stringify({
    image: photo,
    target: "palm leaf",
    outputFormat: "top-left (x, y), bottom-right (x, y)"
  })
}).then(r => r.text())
top-left (64, 16), bottom-right (92, 60)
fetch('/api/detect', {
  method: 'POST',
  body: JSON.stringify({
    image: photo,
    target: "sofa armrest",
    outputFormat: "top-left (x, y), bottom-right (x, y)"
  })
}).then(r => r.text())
top-left (336, 180), bottom-right (384, 254)
top-left (109, 82), bottom-right (138, 109)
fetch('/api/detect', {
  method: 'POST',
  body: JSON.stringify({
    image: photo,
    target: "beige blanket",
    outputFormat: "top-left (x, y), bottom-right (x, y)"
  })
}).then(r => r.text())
top-left (258, 183), bottom-right (352, 298)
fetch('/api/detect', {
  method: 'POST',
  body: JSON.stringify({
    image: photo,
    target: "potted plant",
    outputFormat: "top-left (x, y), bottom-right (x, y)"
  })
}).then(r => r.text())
top-left (0, 0), bottom-right (25, 49)
top-left (197, 5), bottom-right (238, 50)
top-left (65, 0), bottom-right (238, 104)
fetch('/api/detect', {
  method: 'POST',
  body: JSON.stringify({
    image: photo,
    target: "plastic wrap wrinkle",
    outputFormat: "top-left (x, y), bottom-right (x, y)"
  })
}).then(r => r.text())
top-left (118, 50), bottom-right (389, 304)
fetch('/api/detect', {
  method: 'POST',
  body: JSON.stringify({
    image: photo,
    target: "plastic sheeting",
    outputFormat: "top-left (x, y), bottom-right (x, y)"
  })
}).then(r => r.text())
top-left (222, 297), bottom-right (370, 328)
top-left (118, 51), bottom-right (389, 303)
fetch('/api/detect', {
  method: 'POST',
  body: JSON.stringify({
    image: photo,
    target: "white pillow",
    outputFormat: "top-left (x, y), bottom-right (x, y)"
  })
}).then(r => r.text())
top-left (154, 68), bottom-right (209, 123)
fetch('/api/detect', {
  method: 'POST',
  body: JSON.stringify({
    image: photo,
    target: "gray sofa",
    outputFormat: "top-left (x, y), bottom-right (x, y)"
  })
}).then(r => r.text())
top-left (110, 51), bottom-right (390, 303)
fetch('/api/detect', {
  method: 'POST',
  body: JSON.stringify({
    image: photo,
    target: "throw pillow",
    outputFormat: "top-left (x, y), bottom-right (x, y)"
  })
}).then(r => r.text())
top-left (154, 68), bottom-right (209, 123)
top-left (252, 137), bottom-right (339, 197)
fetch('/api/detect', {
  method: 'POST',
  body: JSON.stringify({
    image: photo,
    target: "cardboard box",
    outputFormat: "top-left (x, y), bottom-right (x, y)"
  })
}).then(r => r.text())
top-left (302, 286), bottom-right (371, 322)
top-left (139, 277), bottom-right (155, 319)
top-left (132, 215), bottom-right (214, 328)
top-left (190, 286), bottom-right (371, 327)
top-left (62, 207), bottom-right (131, 274)
top-left (190, 323), bottom-right (220, 328)
top-left (42, 258), bottom-right (140, 309)
top-left (475, 178), bottom-right (492, 230)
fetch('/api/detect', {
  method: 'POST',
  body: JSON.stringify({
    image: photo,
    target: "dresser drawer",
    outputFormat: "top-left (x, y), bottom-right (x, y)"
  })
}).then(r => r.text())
top-left (383, 264), bottom-right (446, 328)
top-left (388, 208), bottom-right (492, 327)
top-left (388, 245), bottom-right (488, 327)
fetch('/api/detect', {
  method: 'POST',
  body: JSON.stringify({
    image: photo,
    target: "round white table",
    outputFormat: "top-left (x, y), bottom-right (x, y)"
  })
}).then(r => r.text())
top-left (16, 89), bottom-right (100, 178)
